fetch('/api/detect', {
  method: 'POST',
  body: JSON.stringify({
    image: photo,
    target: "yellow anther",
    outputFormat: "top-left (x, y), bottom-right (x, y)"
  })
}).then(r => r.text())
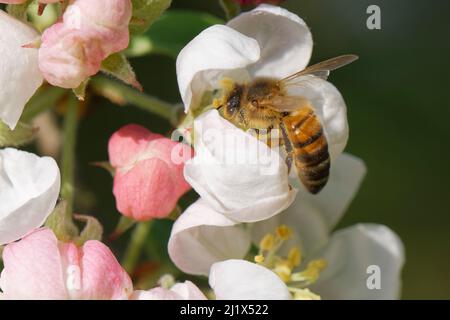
top-left (274, 263), bottom-right (292, 283)
top-left (292, 288), bottom-right (321, 300)
top-left (288, 247), bottom-right (302, 267)
top-left (254, 255), bottom-right (265, 264)
top-left (310, 259), bottom-right (327, 271)
top-left (276, 225), bottom-right (292, 240)
top-left (291, 259), bottom-right (327, 284)
top-left (259, 233), bottom-right (275, 251)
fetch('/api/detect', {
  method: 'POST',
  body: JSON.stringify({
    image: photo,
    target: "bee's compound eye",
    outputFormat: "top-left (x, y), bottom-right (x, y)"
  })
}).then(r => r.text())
top-left (252, 100), bottom-right (258, 106)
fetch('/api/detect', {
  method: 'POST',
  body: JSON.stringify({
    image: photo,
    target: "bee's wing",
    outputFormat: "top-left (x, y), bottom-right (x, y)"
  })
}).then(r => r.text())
top-left (266, 95), bottom-right (311, 112)
top-left (279, 54), bottom-right (358, 84)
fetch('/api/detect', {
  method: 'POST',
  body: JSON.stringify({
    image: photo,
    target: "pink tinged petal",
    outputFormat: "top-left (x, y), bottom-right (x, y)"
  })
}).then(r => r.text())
top-left (76, 240), bottom-right (133, 300)
top-left (184, 110), bottom-right (296, 223)
top-left (63, 1), bottom-right (131, 54)
top-left (66, 0), bottom-right (132, 31)
top-left (168, 199), bottom-right (251, 276)
top-left (228, 4), bottom-right (313, 79)
top-left (108, 124), bottom-right (160, 168)
top-left (176, 24), bottom-right (260, 112)
top-left (0, 11), bottom-right (43, 129)
top-left (0, 228), bottom-right (68, 299)
top-left (0, 148), bottom-right (60, 245)
top-left (110, 124), bottom-right (193, 220)
top-left (39, 22), bottom-right (106, 89)
top-left (113, 158), bottom-right (190, 220)
top-left (310, 224), bottom-right (405, 300)
top-left (209, 260), bottom-right (291, 300)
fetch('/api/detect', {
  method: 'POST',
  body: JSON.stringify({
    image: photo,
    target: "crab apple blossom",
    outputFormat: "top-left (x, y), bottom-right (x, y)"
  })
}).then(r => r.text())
top-left (39, 22), bottom-right (106, 89)
top-left (63, 0), bottom-right (132, 53)
top-left (169, 154), bottom-right (405, 299)
top-left (0, 148), bottom-right (60, 246)
top-left (0, 228), bottom-right (133, 300)
top-left (131, 281), bottom-right (207, 300)
top-left (109, 124), bottom-right (193, 221)
top-left (38, 0), bottom-right (132, 88)
top-left (0, 11), bottom-right (43, 130)
top-left (177, 5), bottom-right (349, 221)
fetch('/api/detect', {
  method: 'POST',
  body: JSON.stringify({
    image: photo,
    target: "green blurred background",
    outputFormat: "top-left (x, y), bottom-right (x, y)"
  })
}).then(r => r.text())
top-left (3, 0), bottom-right (449, 299)
top-left (75, 0), bottom-right (450, 299)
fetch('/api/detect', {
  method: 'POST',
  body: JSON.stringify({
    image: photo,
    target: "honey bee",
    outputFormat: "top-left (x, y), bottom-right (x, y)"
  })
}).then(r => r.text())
top-left (214, 55), bottom-right (358, 194)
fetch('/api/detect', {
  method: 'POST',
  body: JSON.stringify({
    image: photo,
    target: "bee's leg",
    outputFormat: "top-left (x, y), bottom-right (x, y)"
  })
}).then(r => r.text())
top-left (279, 122), bottom-right (294, 173)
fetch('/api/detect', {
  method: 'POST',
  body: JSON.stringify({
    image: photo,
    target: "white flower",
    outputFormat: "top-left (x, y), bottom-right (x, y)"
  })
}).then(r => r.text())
top-left (184, 110), bottom-right (296, 223)
top-left (177, 5), bottom-right (350, 221)
top-left (0, 148), bottom-right (60, 245)
top-left (209, 224), bottom-right (404, 300)
top-left (130, 281), bottom-right (207, 300)
top-left (169, 154), bottom-right (405, 299)
top-left (0, 11), bottom-right (43, 130)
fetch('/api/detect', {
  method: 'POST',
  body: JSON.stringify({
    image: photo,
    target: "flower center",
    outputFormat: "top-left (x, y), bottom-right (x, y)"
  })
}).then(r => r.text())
top-left (254, 225), bottom-right (327, 300)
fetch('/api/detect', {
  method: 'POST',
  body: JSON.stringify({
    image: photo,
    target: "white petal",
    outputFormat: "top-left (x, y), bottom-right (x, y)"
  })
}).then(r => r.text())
top-left (0, 148), bottom-right (60, 245)
top-left (0, 11), bottom-right (43, 129)
top-left (310, 224), bottom-right (405, 300)
top-left (287, 76), bottom-right (349, 161)
top-left (176, 24), bottom-right (260, 112)
top-left (130, 288), bottom-right (182, 300)
top-left (168, 198), bottom-right (251, 276)
top-left (209, 260), bottom-right (291, 300)
top-left (171, 281), bottom-right (207, 300)
top-left (184, 110), bottom-right (296, 223)
top-left (250, 197), bottom-right (329, 258)
top-left (283, 153), bottom-right (367, 231)
top-left (228, 4), bottom-right (312, 79)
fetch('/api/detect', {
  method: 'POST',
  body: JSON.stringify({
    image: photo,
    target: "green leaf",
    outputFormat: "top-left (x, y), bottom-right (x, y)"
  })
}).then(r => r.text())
top-left (130, 0), bottom-right (172, 35)
top-left (219, 0), bottom-right (241, 20)
top-left (126, 10), bottom-right (224, 58)
top-left (0, 121), bottom-right (36, 147)
top-left (101, 53), bottom-right (142, 91)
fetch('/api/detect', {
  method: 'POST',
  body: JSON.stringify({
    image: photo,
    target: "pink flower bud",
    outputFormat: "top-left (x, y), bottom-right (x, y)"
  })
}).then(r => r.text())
top-left (0, 228), bottom-right (133, 300)
top-left (38, 22), bottom-right (106, 88)
top-left (63, 0), bottom-right (131, 53)
top-left (38, 0), bottom-right (132, 88)
top-left (108, 124), bottom-right (194, 221)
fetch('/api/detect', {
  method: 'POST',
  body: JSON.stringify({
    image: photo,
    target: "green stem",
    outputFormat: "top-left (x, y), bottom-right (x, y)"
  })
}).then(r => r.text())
top-left (90, 77), bottom-right (174, 120)
top-left (21, 86), bottom-right (66, 122)
top-left (122, 221), bottom-right (153, 274)
top-left (61, 96), bottom-right (78, 215)
top-left (219, 0), bottom-right (241, 20)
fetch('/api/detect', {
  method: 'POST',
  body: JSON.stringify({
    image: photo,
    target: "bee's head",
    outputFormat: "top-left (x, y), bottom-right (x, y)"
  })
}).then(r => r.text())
top-left (220, 84), bottom-right (243, 120)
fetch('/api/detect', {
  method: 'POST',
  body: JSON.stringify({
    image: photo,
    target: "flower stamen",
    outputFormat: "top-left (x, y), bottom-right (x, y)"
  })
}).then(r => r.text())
top-left (254, 225), bottom-right (327, 300)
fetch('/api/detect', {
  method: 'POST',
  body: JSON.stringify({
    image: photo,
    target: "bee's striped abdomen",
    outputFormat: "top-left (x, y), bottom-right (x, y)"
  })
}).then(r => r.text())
top-left (282, 108), bottom-right (330, 194)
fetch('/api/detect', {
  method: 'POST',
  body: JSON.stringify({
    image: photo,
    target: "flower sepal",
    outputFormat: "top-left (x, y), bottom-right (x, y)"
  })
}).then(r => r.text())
top-left (101, 53), bottom-right (143, 91)
top-left (44, 200), bottom-right (104, 245)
